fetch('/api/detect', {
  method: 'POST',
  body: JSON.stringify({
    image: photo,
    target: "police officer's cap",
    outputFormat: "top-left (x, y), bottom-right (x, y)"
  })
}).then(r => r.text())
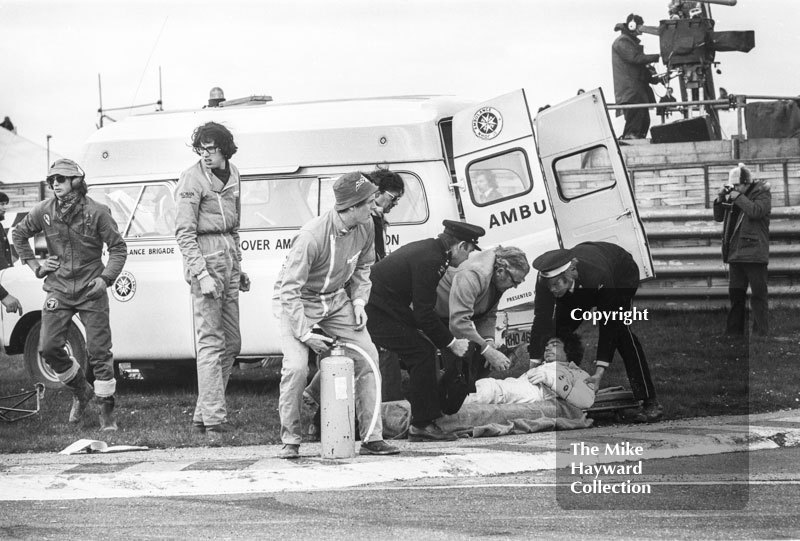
top-left (533, 248), bottom-right (573, 278)
top-left (442, 220), bottom-right (485, 250)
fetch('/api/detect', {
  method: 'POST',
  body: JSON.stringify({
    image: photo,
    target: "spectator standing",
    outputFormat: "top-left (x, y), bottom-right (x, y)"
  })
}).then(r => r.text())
top-left (175, 122), bottom-right (251, 438)
top-left (12, 159), bottom-right (127, 429)
top-left (273, 171), bottom-right (399, 459)
top-left (713, 163), bottom-right (771, 336)
top-left (612, 13), bottom-right (660, 139)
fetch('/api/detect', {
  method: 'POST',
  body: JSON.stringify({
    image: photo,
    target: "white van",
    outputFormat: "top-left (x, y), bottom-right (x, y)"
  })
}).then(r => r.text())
top-left (0, 88), bottom-right (653, 387)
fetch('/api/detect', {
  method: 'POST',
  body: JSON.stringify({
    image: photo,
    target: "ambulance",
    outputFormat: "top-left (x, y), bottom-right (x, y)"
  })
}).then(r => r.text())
top-left (0, 88), bottom-right (653, 387)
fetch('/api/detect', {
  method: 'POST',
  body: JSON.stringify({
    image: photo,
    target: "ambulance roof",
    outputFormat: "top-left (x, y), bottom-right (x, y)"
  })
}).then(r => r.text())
top-left (80, 95), bottom-right (474, 181)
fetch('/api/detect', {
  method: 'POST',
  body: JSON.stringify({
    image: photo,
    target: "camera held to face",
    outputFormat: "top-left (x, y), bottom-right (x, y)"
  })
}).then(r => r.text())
top-left (720, 183), bottom-right (736, 206)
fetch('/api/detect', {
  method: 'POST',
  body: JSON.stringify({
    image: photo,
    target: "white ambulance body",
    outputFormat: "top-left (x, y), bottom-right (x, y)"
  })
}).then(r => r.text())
top-left (0, 88), bottom-right (653, 387)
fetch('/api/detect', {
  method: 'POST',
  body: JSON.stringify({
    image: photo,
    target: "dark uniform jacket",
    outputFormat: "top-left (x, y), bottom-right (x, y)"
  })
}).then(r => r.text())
top-left (529, 242), bottom-right (640, 363)
top-left (713, 181), bottom-right (771, 264)
top-left (368, 237), bottom-right (454, 348)
top-left (612, 32), bottom-right (659, 107)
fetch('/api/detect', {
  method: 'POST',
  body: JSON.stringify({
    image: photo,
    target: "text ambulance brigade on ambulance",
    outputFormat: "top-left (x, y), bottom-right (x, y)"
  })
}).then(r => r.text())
top-left (0, 88), bottom-right (655, 391)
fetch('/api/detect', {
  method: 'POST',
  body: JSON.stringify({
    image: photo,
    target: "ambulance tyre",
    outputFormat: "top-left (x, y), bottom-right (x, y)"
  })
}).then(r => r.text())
top-left (24, 320), bottom-right (89, 390)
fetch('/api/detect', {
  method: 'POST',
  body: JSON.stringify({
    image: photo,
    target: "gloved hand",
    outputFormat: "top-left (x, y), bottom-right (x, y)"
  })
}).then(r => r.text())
top-left (239, 271), bottom-right (251, 292)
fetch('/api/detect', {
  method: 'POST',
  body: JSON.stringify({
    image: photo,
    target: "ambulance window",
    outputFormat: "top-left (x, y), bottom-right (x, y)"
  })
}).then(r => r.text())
top-left (467, 150), bottom-right (532, 206)
top-left (87, 185), bottom-right (141, 233)
top-left (553, 146), bottom-right (615, 200)
top-left (128, 185), bottom-right (176, 238)
top-left (384, 172), bottom-right (428, 225)
top-left (240, 177), bottom-right (316, 230)
top-left (319, 172), bottom-right (428, 225)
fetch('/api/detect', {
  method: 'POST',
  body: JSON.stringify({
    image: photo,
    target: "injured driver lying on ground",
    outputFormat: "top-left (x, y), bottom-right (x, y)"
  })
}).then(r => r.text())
top-left (462, 333), bottom-right (596, 410)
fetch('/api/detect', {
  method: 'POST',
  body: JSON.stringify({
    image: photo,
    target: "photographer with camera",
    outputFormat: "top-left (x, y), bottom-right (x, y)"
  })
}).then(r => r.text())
top-left (612, 13), bottom-right (661, 140)
top-left (713, 163), bottom-right (772, 337)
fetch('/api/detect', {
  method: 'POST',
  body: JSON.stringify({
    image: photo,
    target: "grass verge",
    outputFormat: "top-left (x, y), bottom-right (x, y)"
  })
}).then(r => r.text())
top-left (1, 308), bottom-right (799, 453)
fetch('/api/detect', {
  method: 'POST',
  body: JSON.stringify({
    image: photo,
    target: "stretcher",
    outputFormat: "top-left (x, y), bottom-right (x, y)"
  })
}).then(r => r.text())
top-left (585, 386), bottom-right (641, 419)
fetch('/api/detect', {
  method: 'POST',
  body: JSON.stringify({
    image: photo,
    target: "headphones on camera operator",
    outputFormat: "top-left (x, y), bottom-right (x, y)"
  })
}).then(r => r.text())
top-left (626, 13), bottom-right (643, 33)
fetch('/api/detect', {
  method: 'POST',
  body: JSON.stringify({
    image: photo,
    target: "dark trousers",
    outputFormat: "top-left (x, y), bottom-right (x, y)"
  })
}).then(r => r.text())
top-left (378, 348), bottom-right (404, 402)
top-left (378, 329), bottom-right (491, 405)
top-left (555, 289), bottom-right (656, 401)
top-left (40, 291), bottom-right (115, 383)
top-left (621, 107), bottom-right (651, 139)
top-left (366, 305), bottom-right (440, 426)
top-left (726, 262), bottom-right (769, 336)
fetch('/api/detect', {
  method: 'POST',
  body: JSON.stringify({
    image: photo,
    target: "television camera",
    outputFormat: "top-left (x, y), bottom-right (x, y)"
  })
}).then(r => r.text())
top-left (650, 0), bottom-right (755, 139)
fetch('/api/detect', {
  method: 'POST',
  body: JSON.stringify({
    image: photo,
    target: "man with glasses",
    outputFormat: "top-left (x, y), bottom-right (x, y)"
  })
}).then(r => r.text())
top-left (365, 220), bottom-right (484, 441)
top-left (273, 171), bottom-right (400, 459)
top-left (366, 169), bottom-right (405, 261)
top-left (12, 159), bottom-right (127, 429)
top-left (433, 246), bottom-right (530, 413)
top-left (527, 242), bottom-right (662, 423)
top-left (175, 122), bottom-right (250, 440)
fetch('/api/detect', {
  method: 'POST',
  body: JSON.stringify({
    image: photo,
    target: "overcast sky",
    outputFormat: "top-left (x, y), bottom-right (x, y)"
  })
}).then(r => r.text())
top-left (2, 0), bottom-right (797, 163)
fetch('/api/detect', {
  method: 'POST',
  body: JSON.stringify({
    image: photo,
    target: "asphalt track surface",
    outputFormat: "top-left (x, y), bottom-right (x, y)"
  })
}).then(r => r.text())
top-left (1, 409), bottom-right (799, 502)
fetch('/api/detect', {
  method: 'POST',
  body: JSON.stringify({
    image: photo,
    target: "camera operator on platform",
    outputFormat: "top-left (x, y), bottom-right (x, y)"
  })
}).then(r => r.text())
top-left (612, 13), bottom-right (661, 140)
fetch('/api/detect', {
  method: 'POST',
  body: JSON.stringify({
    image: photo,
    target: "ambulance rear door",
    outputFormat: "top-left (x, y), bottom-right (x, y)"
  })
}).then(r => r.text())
top-left (450, 89), bottom-right (560, 308)
top-left (534, 88), bottom-right (654, 280)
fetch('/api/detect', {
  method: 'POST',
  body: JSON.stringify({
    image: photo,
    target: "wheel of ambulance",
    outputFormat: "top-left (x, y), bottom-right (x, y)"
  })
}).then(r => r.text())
top-left (23, 320), bottom-right (89, 390)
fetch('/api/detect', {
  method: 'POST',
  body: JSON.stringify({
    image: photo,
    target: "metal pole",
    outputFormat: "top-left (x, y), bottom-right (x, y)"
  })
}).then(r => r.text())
top-left (98, 73), bottom-right (104, 128)
top-left (158, 66), bottom-right (163, 111)
top-left (46, 135), bottom-right (51, 173)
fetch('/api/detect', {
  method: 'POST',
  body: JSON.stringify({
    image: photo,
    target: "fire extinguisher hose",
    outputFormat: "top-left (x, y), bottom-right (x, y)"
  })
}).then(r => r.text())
top-left (340, 341), bottom-right (383, 441)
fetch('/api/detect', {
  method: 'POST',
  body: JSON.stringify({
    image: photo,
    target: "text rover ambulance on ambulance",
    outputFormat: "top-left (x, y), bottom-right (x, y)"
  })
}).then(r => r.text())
top-left (0, 88), bottom-right (653, 387)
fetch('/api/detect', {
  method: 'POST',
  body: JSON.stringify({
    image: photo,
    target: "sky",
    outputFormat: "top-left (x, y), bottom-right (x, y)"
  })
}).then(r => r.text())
top-left (2, 0), bottom-right (798, 164)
